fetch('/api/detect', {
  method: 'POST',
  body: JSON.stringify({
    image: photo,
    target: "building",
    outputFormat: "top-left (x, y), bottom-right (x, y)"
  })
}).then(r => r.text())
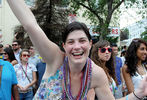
top-left (0, 0), bottom-right (35, 46)
top-left (121, 18), bottom-right (147, 46)
top-left (0, 0), bottom-right (20, 45)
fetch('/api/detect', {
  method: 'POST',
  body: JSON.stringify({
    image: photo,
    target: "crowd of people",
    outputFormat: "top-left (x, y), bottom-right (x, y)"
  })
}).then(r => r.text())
top-left (0, 41), bottom-right (46, 100)
top-left (0, 0), bottom-right (146, 100)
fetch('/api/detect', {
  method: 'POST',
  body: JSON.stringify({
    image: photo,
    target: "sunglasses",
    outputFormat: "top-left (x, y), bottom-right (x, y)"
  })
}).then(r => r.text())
top-left (22, 54), bottom-right (30, 57)
top-left (12, 44), bottom-right (18, 46)
top-left (99, 47), bottom-right (113, 53)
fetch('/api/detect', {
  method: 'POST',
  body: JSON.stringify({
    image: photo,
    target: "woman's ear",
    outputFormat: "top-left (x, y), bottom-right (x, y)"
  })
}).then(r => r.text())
top-left (62, 43), bottom-right (65, 50)
top-left (89, 40), bottom-right (93, 49)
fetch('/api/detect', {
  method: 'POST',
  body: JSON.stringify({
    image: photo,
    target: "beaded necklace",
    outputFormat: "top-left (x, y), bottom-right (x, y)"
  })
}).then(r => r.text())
top-left (63, 57), bottom-right (92, 100)
top-left (138, 64), bottom-right (147, 79)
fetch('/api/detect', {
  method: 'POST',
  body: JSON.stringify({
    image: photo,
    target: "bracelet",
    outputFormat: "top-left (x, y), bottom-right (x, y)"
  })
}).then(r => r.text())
top-left (133, 91), bottom-right (142, 100)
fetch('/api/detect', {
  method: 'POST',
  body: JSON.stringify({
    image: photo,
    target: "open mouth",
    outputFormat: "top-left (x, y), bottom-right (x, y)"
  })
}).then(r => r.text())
top-left (72, 52), bottom-right (84, 56)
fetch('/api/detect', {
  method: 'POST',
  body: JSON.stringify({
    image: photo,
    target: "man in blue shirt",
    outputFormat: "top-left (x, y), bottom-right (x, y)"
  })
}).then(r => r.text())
top-left (36, 58), bottom-right (46, 88)
top-left (111, 43), bottom-right (123, 98)
top-left (28, 46), bottom-right (41, 66)
top-left (0, 59), bottom-right (19, 100)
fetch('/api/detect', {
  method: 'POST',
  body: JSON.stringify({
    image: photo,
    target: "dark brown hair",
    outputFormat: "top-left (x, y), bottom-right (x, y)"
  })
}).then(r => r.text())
top-left (91, 40), bottom-right (117, 84)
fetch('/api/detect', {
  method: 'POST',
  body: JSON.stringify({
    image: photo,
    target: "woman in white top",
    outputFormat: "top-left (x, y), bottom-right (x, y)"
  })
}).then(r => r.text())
top-left (7, 0), bottom-right (147, 99)
top-left (14, 49), bottom-right (37, 100)
top-left (122, 38), bottom-right (147, 99)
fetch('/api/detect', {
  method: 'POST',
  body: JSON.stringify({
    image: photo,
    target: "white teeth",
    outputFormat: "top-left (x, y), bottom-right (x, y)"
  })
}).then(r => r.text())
top-left (72, 52), bottom-right (83, 56)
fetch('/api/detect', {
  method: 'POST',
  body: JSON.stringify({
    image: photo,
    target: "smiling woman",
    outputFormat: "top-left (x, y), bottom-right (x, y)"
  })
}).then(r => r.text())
top-left (122, 38), bottom-right (147, 99)
top-left (3, 47), bottom-right (18, 66)
top-left (6, 0), bottom-right (147, 99)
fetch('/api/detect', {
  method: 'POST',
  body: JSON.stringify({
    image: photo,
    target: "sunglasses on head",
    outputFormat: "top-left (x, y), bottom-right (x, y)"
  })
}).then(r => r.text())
top-left (22, 54), bottom-right (30, 57)
top-left (12, 44), bottom-right (18, 46)
top-left (99, 47), bottom-right (112, 53)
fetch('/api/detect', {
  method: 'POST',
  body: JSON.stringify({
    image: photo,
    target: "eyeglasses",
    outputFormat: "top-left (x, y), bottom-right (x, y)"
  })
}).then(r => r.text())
top-left (99, 47), bottom-right (112, 53)
top-left (12, 44), bottom-right (18, 46)
top-left (22, 54), bottom-right (30, 57)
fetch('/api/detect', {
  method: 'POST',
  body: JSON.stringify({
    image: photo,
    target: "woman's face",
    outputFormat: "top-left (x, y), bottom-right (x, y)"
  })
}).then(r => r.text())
top-left (136, 43), bottom-right (147, 61)
top-left (98, 46), bottom-right (112, 62)
top-left (3, 52), bottom-right (9, 60)
top-left (21, 51), bottom-right (30, 62)
top-left (63, 30), bottom-right (92, 64)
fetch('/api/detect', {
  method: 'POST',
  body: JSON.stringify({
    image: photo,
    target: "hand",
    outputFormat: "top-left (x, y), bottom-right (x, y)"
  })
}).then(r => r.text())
top-left (17, 85), bottom-right (24, 90)
top-left (23, 86), bottom-right (29, 91)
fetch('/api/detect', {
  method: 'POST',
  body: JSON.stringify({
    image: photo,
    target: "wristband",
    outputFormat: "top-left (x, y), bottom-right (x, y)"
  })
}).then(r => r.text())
top-left (133, 91), bottom-right (142, 100)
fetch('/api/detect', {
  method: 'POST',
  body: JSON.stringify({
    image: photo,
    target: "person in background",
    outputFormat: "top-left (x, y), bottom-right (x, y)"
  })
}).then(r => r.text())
top-left (0, 59), bottom-right (19, 100)
top-left (36, 58), bottom-right (46, 89)
top-left (3, 47), bottom-right (18, 66)
top-left (4, 44), bottom-right (12, 49)
top-left (111, 43), bottom-right (124, 98)
top-left (12, 40), bottom-right (22, 63)
top-left (120, 50), bottom-right (126, 67)
top-left (28, 46), bottom-right (41, 66)
top-left (91, 40), bottom-right (118, 99)
top-left (14, 49), bottom-right (37, 99)
top-left (122, 38), bottom-right (147, 99)
top-left (0, 44), bottom-right (3, 53)
top-left (122, 45), bottom-right (127, 52)
top-left (0, 44), bottom-right (4, 60)
top-left (7, 0), bottom-right (147, 99)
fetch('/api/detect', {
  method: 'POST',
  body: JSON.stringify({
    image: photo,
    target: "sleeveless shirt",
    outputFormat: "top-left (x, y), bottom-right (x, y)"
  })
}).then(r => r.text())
top-left (33, 58), bottom-right (92, 100)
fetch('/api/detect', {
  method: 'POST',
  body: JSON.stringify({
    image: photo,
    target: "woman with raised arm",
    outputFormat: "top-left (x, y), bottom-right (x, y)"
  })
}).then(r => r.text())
top-left (7, 0), bottom-right (147, 100)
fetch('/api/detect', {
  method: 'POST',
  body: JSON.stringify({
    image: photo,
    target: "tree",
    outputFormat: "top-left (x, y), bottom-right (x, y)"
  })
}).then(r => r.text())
top-left (141, 27), bottom-right (147, 42)
top-left (14, 0), bottom-right (69, 49)
top-left (62, 0), bottom-right (146, 41)
top-left (120, 28), bottom-right (129, 41)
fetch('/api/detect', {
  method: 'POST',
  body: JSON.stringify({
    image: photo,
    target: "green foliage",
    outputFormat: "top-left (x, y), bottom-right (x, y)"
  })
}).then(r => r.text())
top-left (92, 36), bottom-right (118, 44)
top-left (14, 0), bottom-right (69, 48)
top-left (141, 27), bottom-right (147, 42)
top-left (124, 0), bottom-right (146, 19)
top-left (62, 0), bottom-right (146, 40)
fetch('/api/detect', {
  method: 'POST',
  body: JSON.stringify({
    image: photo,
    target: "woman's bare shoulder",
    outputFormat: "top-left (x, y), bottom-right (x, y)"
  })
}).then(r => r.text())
top-left (91, 61), bottom-right (109, 88)
top-left (122, 64), bottom-right (128, 72)
top-left (91, 61), bottom-right (105, 76)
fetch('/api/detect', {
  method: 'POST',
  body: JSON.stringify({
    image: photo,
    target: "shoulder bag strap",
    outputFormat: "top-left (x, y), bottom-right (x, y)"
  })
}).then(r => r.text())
top-left (21, 65), bottom-right (31, 83)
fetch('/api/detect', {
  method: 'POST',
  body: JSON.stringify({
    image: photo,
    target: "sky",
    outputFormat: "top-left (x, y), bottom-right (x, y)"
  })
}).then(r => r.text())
top-left (120, 2), bottom-right (145, 29)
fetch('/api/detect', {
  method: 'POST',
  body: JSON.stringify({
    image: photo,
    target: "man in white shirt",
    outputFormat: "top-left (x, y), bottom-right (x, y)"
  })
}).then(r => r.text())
top-left (12, 40), bottom-right (22, 63)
